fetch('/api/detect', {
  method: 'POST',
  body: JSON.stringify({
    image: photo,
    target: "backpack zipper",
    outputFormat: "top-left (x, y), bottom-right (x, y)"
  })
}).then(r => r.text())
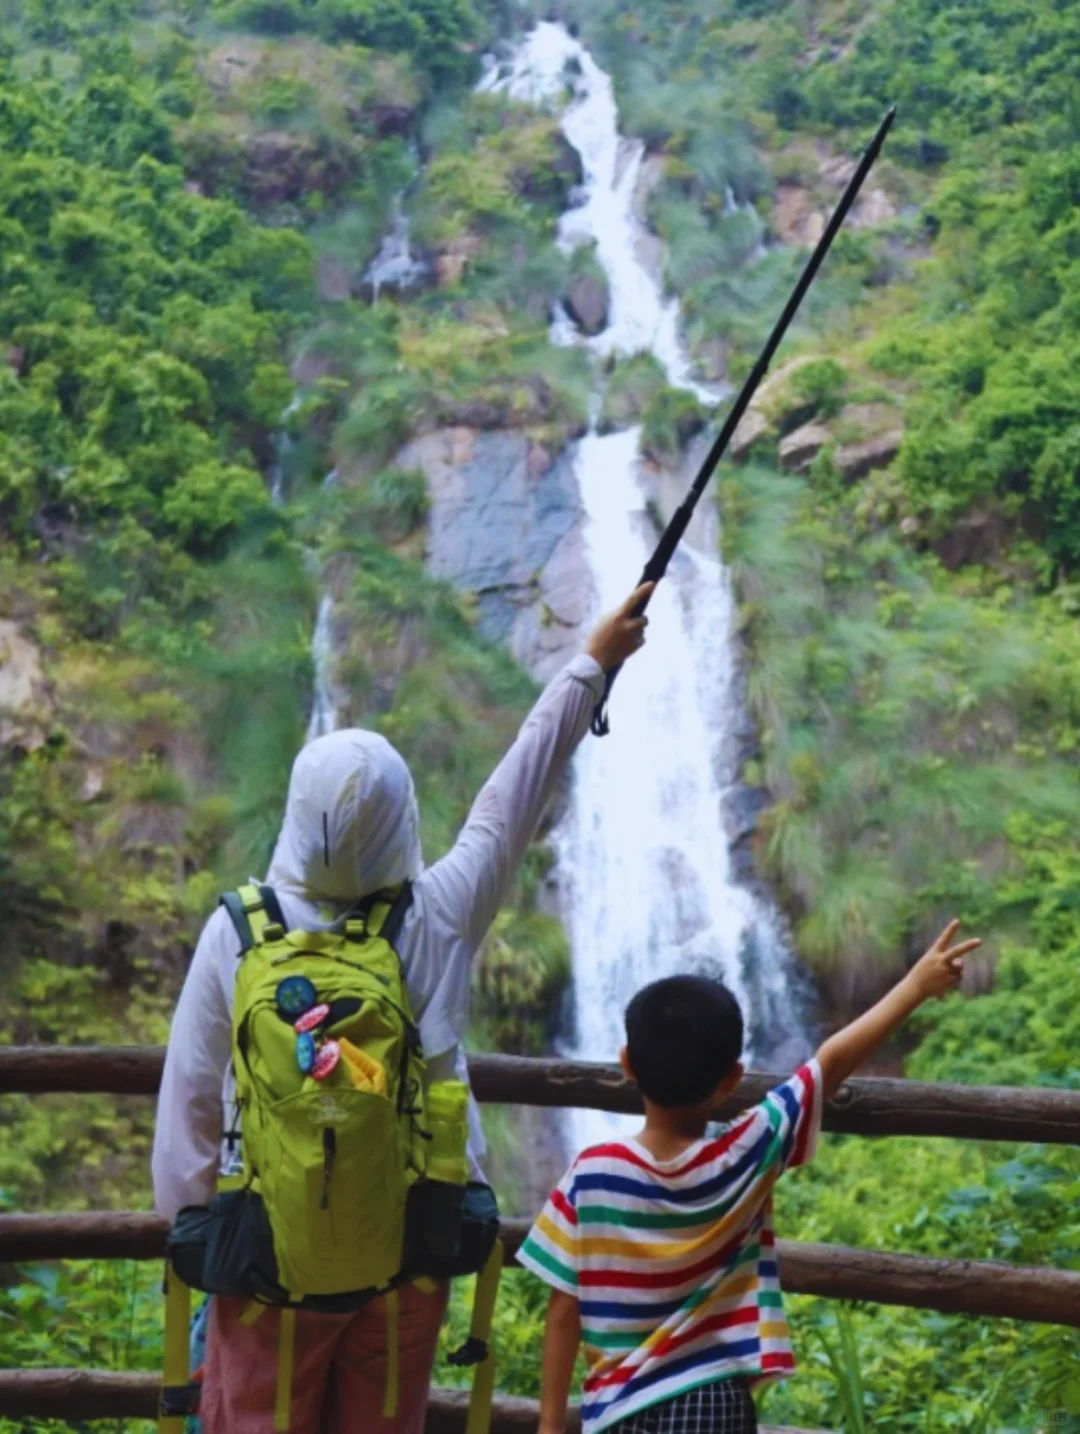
top-left (320, 1127), bottom-right (336, 1211)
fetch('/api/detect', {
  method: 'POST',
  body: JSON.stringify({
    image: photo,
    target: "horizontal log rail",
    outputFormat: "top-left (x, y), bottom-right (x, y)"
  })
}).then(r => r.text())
top-left (3, 1211), bottom-right (1079, 1328)
top-left (0, 1372), bottom-right (823, 1430)
top-left (3, 1045), bottom-right (1080, 1145)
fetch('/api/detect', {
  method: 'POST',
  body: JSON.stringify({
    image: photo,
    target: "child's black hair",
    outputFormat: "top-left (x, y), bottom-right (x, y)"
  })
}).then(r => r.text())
top-left (625, 975), bottom-right (744, 1107)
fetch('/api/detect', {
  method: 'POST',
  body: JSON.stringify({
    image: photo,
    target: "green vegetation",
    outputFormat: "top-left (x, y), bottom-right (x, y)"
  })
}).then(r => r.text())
top-left (4, 0), bottom-right (1080, 1427)
top-left (0, 0), bottom-right (582, 1222)
top-left (555, 0), bottom-right (1080, 1422)
top-left (723, 465), bottom-right (1080, 987)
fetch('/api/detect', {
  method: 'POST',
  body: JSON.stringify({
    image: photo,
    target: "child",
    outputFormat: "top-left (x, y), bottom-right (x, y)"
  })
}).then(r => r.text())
top-left (151, 582), bottom-right (653, 1434)
top-left (521, 920), bottom-right (980, 1434)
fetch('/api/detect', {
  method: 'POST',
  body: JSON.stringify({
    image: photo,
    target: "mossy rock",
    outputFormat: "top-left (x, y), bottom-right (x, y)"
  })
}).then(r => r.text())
top-left (597, 352), bottom-right (667, 434)
top-left (641, 385), bottom-right (710, 461)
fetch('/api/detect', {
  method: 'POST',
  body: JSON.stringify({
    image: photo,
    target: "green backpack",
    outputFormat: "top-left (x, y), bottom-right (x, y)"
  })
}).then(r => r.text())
top-left (167, 882), bottom-right (499, 1310)
top-left (223, 881), bottom-right (429, 1300)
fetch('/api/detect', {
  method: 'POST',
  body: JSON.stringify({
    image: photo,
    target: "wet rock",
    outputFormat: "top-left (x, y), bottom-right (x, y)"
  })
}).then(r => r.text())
top-left (564, 271), bottom-right (609, 336)
top-left (0, 620), bottom-right (51, 749)
top-left (835, 429), bottom-right (903, 482)
top-left (630, 153), bottom-right (667, 280)
top-left (398, 428), bottom-right (592, 679)
top-left (730, 409), bottom-right (769, 461)
top-left (778, 421), bottom-right (831, 472)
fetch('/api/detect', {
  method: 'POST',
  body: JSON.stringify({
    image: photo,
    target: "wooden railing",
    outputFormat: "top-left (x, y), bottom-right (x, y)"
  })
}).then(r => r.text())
top-left (2, 1045), bottom-right (1080, 1427)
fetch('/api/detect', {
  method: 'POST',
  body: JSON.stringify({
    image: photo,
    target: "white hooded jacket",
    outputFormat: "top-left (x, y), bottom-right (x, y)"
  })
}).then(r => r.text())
top-left (151, 653), bottom-right (605, 1220)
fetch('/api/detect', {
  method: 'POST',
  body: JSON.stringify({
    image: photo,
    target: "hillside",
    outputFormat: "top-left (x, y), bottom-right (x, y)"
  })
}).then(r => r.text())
top-left (1, 0), bottom-right (1079, 1428)
top-left (0, 0), bottom-right (601, 1206)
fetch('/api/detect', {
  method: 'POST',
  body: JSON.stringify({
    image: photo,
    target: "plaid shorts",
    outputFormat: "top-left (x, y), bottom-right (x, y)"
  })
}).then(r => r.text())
top-left (605, 1378), bottom-right (758, 1434)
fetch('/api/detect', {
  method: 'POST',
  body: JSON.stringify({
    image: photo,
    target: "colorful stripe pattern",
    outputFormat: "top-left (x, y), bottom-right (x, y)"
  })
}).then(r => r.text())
top-left (519, 1061), bottom-right (823, 1434)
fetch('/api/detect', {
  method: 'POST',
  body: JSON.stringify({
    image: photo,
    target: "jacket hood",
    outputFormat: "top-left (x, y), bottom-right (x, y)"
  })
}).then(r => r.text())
top-left (265, 729), bottom-right (423, 909)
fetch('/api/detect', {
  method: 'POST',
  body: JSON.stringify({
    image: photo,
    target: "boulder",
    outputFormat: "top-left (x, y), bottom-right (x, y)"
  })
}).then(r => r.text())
top-left (564, 271), bottom-right (609, 336)
top-left (730, 409), bottom-right (769, 461)
top-left (835, 429), bottom-right (903, 482)
top-left (778, 421), bottom-right (831, 472)
top-left (0, 620), bottom-right (51, 748)
top-left (754, 354), bottom-right (827, 423)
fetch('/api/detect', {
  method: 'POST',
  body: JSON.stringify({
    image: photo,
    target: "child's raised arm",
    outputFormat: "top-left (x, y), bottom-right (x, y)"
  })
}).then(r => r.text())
top-left (816, 919), bottom-right (981, 1100)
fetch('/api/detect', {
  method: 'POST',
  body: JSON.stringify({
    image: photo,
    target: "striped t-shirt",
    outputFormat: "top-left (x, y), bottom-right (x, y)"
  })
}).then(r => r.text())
top-left (518, 1060), bottom-right (823, 1434)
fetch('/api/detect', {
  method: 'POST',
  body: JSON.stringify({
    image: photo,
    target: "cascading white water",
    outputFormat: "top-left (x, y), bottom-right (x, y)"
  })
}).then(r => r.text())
top-left (304, 469), bottom-right (342, 743)
top-left (487, 24), bottom-right (808, 1149)
top-left (364, 197), bottom-right (427, 302)
top-left (305, 593), bottom-right (340, 742)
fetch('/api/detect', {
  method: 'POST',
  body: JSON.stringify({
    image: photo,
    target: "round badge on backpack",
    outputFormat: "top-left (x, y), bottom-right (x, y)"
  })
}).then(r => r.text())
top-left (276, 975), bottom-right (317, 1020)
top-left (296, 1031), bottom-right (317, 1074)
top-left (294, 1003), bottom-right (330, 1035)
top-left (312, 1040), bottom-right (341, 1081)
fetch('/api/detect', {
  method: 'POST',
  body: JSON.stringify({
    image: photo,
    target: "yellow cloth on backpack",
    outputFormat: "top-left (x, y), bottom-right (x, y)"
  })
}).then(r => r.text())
top-left (339, 1038), bottom-right (387, 1095)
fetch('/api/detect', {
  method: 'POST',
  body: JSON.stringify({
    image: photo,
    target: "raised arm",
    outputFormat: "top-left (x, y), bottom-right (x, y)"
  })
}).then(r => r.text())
top-left (816, 919), bottom-right (981, 1100)
top-left (151, 908), bottom-right (236, 1220)
top-left (422, 584), bottom-right (653, 948)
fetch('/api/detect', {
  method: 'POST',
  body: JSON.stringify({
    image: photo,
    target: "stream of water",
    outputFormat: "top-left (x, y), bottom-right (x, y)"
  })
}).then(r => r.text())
top-left (486, 24), bottom-right (809, 1149)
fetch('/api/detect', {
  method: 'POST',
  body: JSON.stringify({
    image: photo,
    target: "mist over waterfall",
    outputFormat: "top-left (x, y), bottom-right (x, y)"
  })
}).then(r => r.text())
top-left (486, 24), bottom-right (811, 1149)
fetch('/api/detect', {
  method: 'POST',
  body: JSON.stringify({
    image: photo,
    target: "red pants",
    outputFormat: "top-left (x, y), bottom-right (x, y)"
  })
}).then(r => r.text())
top-left (200, 1283), bottom-right (449, 1434)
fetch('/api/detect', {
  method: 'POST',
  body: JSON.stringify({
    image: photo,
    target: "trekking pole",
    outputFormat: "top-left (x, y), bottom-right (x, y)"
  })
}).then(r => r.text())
top-left (159, 1263), bottom-right (193, 1434)
top-left (591, 105), bottom-right (897, 738)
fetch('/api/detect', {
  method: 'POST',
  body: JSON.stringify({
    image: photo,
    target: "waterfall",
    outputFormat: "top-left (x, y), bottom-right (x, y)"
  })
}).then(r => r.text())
top-left (305, 469), bottom-right (342, 744)
top-left (488, 24), bottom-right (810, 1149)
top-left (363, 196), bottom-right (427, 302)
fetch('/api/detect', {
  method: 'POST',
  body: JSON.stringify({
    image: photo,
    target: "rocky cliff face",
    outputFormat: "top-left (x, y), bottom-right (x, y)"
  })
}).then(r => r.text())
top-left (398, 427), bottom-right (594, 681)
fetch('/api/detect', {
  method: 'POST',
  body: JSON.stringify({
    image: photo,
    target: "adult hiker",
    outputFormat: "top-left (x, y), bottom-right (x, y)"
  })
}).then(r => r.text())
top-left (151, 581), bottom-right (653, 1434)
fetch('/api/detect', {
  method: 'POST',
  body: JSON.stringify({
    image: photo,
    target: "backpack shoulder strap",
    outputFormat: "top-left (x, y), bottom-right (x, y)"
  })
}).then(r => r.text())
top-left (219, 883), bottom-right (280, 954)
top-left (371, 882), bottom-right (414, 951)
top-left (258, 883), bottom-right (287, 930)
